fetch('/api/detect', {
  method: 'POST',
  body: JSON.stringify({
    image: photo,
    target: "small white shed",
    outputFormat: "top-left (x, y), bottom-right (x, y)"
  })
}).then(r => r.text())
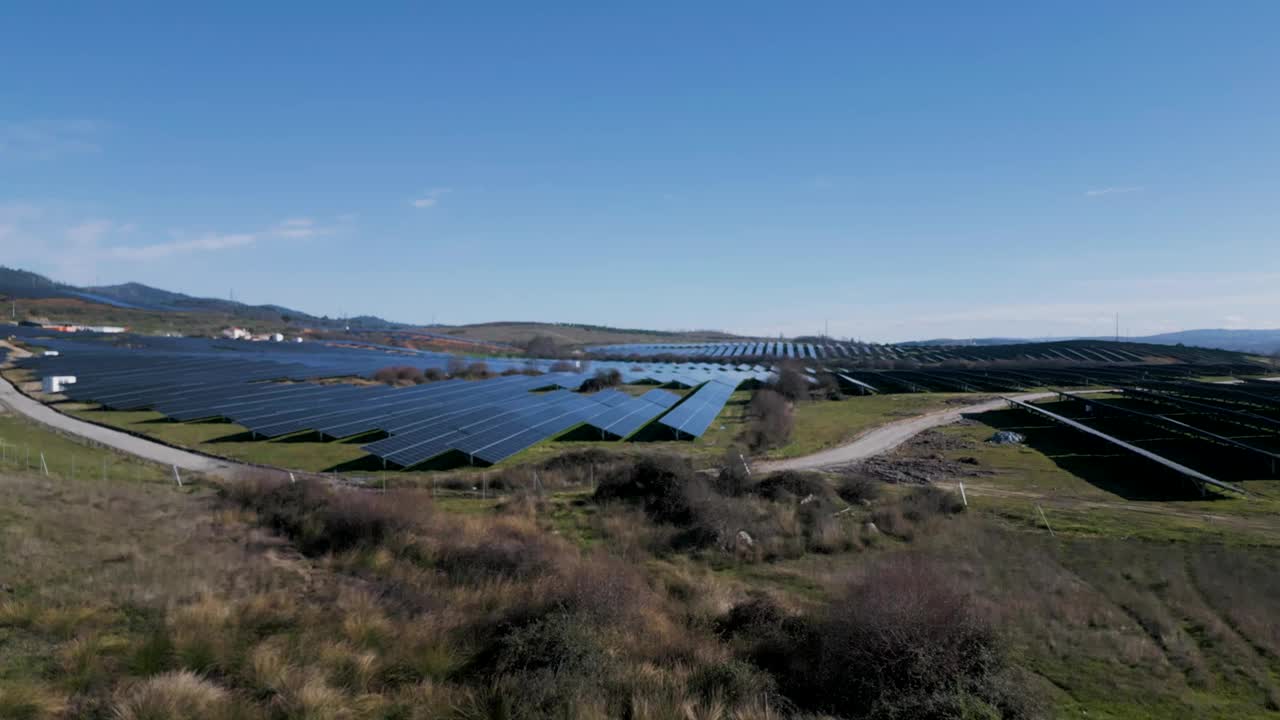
top-left (42, 375), bottom-right (77, 393)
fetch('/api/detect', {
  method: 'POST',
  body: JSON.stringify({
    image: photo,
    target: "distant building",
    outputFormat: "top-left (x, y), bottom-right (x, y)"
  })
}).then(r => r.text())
top-left (45, 324), bottom-right (126, 334)
top-left (42, 375), bottom-right (76, 393)
top-left (221, 327), bottom-right (251, 340)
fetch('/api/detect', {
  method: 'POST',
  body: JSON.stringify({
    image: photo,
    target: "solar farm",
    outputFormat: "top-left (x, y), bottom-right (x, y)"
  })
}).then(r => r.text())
top-left (587, 338), bottom-right (1244, 364)
top-left (996, 379), bottom-right (1280, 496)
top-left (7, 327), bottom-right (772, 469)
top-left (4, 322), bottom-right (1275, 482)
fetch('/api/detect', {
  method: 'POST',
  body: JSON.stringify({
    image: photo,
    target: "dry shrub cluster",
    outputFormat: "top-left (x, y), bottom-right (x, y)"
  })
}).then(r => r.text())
top-left (594, 456), bottom-right (857, 559)
top-left (872, 485), bottom-right (966, 541)
top-left (579, 368), bottom-right (623, 392)
top-left (725, 558), bottom-right (1034, 719)
top-left (743, 389), bottom-right (794, 451)
top-left (372, 365), bottom-right (426, 385)
top-left (208, 471), bottom-right (791, 718)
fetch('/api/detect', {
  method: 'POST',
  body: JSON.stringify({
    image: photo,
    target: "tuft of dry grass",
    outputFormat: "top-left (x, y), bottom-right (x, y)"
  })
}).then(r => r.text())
top-left (0, 682), bottom-right (68, 720)
top-left (112, 671), bottom-right (233, 720)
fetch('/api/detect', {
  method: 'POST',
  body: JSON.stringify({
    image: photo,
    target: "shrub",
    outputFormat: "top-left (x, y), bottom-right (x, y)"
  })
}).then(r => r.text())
top-left (112, 671), bottom-right (233, 720)
top-left (523, 334), bottom-right (562, 358)
top-left (226, 475), bottom-right (415, 555)
top-left (750, 470), bottom-right (832, 503)
top-left (748, 558), bottom-right (1030, 719)
top-left (466, 361), bottom-right (491, 379)
top-left (837, 474), bottom-right (882, 505)
top-left (423, 367), bottom-right (446, 382)
top-left (901, 485), bottom-right (966, 521)
top-left (593, 455), bottom-right (705, 526)
top-left (580, 368), bottom-right (623, 392)
top-left (743, 389), bottom-right (793, 450)
top-left (446, 356), bottom-right (469, 377)
top-left (373, 365), bottom-right (425, 385)
top-left (771, 363), bottom-right (810, 403)
top-left (0, 682), bottom-right (67, 720)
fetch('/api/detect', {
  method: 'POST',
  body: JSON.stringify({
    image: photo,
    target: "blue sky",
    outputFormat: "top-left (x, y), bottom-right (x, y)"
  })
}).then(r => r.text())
top-left (2, 2), bottom-right (1277, 342)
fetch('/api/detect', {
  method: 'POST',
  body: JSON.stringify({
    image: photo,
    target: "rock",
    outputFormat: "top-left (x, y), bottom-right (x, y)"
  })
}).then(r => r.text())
top-left (736, 530), bottom-right (754, 548)
top-left (799, 493), bottom-right (817, 505)
top-left (863, 522), bottom-right (879, 535)
top-left (988, 431), bottom-right (1026, 445)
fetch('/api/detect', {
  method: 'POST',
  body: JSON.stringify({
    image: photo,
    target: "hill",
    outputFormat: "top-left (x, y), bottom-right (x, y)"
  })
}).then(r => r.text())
top-left (0, 266), bottom-right (405, 332)
top-left (905, 330), bottom-right (1280, 356)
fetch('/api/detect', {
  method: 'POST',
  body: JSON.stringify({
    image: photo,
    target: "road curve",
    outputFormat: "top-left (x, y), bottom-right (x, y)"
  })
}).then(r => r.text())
top-left (755, 392), bottom-right (1064, 473)
top-left (0, 374), bottom-right (240, 478)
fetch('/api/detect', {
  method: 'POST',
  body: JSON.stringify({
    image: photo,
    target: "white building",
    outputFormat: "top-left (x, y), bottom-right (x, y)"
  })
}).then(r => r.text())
top-left (221, 327), bottom-right (251, 340)
top-left (42, 375), bottom-right (76, 393)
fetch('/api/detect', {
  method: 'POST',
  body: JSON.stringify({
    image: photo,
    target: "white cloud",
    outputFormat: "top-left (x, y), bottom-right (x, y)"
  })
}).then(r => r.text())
top-left (411, 188), bottom-right (451, 208)
top-left (1085, 186), bottom-right (1144, 197)
top-left (272, 217), bottom-right (318, 238)
top-left (0, 120), bottom-right (100, 158)
top-left (109, 232), bottom-right (257, 261)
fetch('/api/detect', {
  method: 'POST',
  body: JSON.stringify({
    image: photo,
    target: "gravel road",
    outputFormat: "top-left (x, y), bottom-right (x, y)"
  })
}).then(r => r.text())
top-left (755, 392), bottom-right (1063, 472)
top-left (0, 374), bottom-right (240, 478)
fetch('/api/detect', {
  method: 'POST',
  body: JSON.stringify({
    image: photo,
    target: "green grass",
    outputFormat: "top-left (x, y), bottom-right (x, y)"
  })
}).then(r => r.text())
top-left (0, 411), bottom-right (176, 485)
top-left (66, 408), bottom-right (373, 473)
top-left (763, 392), bottom-right (978, 459)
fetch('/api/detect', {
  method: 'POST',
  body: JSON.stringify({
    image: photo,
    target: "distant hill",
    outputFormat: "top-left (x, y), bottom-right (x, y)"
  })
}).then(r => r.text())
top-left (1132, 329), bottom-right (1280, 355)
top-left (0, 266), bottom-right (406, 330)
top-left (903, 330), bottom-right (1280, 355)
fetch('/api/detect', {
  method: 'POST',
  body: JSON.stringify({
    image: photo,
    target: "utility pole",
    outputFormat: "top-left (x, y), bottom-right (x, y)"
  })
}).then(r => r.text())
top-left (1115, 313), bottom-right (1120, 343)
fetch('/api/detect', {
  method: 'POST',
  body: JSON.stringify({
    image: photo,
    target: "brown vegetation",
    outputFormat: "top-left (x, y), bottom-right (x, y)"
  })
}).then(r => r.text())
top-left (744, 388), bottom-right (794, 450)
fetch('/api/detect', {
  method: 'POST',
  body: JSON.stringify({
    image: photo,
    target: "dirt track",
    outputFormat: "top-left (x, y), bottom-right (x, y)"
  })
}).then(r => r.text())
top-left (756, 391), bottom-right (1118, 472)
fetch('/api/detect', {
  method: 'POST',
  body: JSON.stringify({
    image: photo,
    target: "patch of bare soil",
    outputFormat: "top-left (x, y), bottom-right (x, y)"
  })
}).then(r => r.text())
top-left (830, 428), bottom-right (994, 485)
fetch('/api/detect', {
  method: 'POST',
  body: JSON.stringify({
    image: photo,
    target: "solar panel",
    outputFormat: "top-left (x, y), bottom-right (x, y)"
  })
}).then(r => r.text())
top-left (656, 379), bottom-right (738, 438)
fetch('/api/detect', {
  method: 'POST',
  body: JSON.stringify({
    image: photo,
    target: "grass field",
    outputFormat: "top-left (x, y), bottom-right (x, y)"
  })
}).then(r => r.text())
top-left (763, 392), bottom-right (982, 459)
top-left (6, 382), bottom-right (1280, 717)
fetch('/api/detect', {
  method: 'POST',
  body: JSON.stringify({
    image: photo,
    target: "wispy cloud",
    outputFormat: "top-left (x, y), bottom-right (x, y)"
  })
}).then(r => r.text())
top-left (0, 120), bottom-right (101, 159)
top-left (109, 232), bottom-right (257, 261)
top-left (411, 188), bottom-right (451, 208)
top-left (272, 217), bottom-right (318, 238)
top-left (1085, 186), bottom-right (1144, 197)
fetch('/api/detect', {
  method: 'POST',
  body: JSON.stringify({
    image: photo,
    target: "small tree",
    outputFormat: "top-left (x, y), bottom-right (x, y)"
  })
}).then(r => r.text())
top-left (580, 368), bottom-right (623, 392)
top-left (772, 362), bottom-right (810, 403)
top-left (523, 334), bottom-right (562, 358)
top-left (446, 355), bottom-right (468, 377)
top-left (743, 389), bottom-right (794, 450)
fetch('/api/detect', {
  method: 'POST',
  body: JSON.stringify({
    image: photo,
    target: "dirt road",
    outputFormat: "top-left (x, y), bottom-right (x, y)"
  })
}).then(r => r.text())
top-left (756, 391), bottom-right (1077, 472)
top-left (0, 374), bottom-right (239, 478)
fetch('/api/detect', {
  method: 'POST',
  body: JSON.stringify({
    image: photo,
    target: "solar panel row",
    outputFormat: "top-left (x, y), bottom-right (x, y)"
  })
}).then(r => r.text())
top-left (656, 380), bottom-right (739, 438)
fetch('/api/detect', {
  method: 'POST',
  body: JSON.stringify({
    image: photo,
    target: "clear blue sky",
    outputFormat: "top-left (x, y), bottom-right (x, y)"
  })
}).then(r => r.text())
top-left (3, 2), bottom-right (1277, 342)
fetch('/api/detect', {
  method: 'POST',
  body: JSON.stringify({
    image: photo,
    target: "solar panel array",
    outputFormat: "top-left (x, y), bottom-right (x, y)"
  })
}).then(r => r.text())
top-left (577, 389), bottom-right (682, 439)
top-left (656, 380), bottom-right (738, 438)
top-left (13, 331), bottom-right (755, 467)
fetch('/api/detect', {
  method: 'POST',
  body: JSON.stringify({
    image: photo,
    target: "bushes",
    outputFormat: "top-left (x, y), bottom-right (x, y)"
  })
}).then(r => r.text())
top-left (225, 475), bottom-right (415, 555)
top-left (523, 334), bottom-right (562, 358)
top-left (594, 458), bottom-right (852, 558)
top-left (373, 365), bottom-right (425, 385)
top-left (736, 558), bottom-right (1031, 719)
top-left (837, 474), bottom-right (882, 504)
top-left (580, 368), bottom-right (623, 392)
top-left (771, 363), bottom-right (810, 403)
top-left (743, 389), bottom-right (793, 451)
top-left (593, 455), bottom-right (706, 527)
